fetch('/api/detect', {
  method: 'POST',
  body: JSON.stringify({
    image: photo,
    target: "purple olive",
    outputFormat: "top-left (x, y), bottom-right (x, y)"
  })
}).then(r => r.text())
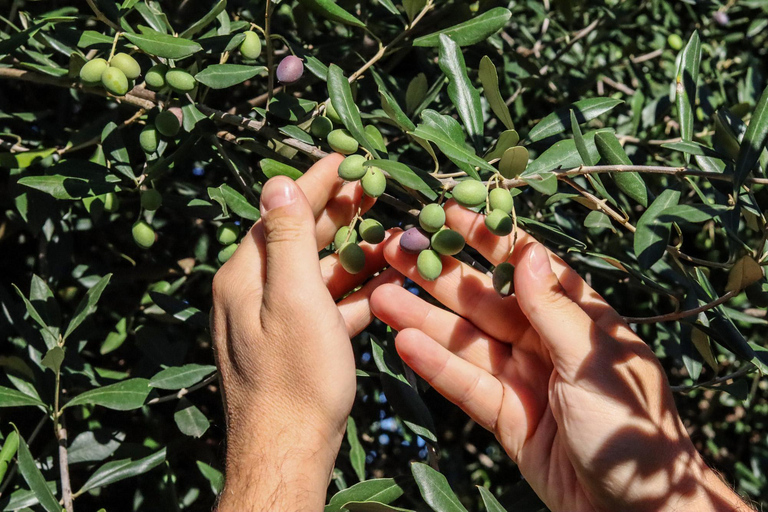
top-left (399, 227), bottom-right (431, 254)
top-left (713, 11), bottom-right (729, 26)
top-left (276, 56), bottom-right (304, 84)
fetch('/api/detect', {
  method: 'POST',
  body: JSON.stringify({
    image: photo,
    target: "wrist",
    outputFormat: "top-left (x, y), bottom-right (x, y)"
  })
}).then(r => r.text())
top-left (659, 456), bottom-right (753, 512)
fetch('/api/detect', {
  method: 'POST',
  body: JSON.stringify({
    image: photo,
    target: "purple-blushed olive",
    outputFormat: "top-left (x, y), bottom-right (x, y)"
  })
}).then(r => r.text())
top-left (132, 220), bottom-right (156, 249)
top-left (361, 167), bottom-right (386, 198)
top-left (327, 129), bottom-right (359, 155)
top-left (489, 188), bottom-right (514, 214)
top-left (418, 203), bottom-right (445, 233)
top-left (101, 67), bottom-right (129, 96)
top-left (155, 110), bottom-right (181, 137)
top-left (141, 189), bottom-right (163, 211)
top-left (334, 226), bottom-right (358, 251)
top-left (400, 227), bottom-right (431, 254)
top-left (310, 116), bottom-right (333, 138)
top-left (166, 69), bottom-right (196, 93)
top-left (145, 64), bottom-right (168, 90)
top-left (240, 31), bottom-right (262, 59)
top-left (417, 249), bottom-right (442, 281)
top-left (218, 243), bottom-right (238, 263)
top-left (485, 209), bottom-right (513, 236)
top-left (431, 228), bottom-right (465, 256)
top-left (359, 218), bottom-right (385, 244)
top-left (80, 58), bottom-right (108, 85)
top-left (338, 154), bottom-right (367, 181)
top-left (111, 53), bottom-right (141, 79)
top-left (217, 222), bottom-right (241, 245)
top-left (452, 180), bottom-right (487, 208)
top-left (492, 262), bottom-right (515, 297)
top-left (276, 55), bottom-right (304, 84)
top-left (139, 124), bottom-right (159, 153)
top-left (339, 243), bottom-right (366, 274)
top-left (713, 11), bottom-right (729, 26)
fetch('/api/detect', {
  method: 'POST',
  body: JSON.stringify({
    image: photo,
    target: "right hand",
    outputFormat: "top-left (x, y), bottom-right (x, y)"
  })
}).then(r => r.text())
top-left (371, 200), bottom-right (750, 512)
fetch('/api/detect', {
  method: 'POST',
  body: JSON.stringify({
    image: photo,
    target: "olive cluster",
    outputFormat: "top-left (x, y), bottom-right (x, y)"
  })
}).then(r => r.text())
top-left (335, 218), bottom-right (385, 274)
top-left (216, 222), bottom-right (240, 263)
top-left (79, 52), bottom-right (141, 96)
top-left (398, 204), bottom-right (465, 282)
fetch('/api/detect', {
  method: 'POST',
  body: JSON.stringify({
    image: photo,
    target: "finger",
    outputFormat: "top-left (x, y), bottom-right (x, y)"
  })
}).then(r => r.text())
top-left (395, 328), bottom-right (504, 432)
top-left (322, 229), bottom-right (400, 300)
top-left (338, 268), bottom-right (404, 337)
top-left (296, 153), bottom-right (346, 216)
top-left (370, 283), bottom-right (510, 374)
top-left (260, 176), bottom-right (328, 303)
top-left (514, 242), bottom-right (610, 380)
top-left (444, 200), bottom-right (628, 333)
top-left (315, 180), bottom-right (377, 250)
top-left (381, 231), bottom-right (529, 342)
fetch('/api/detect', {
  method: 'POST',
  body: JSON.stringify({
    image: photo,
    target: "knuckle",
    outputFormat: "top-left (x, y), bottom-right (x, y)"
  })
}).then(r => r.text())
top-left (264, 215), bottom-right (309, 245)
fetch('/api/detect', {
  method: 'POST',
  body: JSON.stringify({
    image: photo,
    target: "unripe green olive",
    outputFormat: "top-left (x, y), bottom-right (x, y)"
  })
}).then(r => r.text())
top-left (327, 129), bottom-right (359, 155)
top-left (667, 34), bottom-right (684, 50)
top-left (746, 280), bottom-right (768, 308)
top-left (80, 58), bottom-right (108, 85)
top-left (489, 188), bottom-right (514, 214)
top-left (310, 116), bottom-right (334, 138)
top-left (217, 222), bottom-right (241, 245)
top-left (111, 52), bottom-right (141, 79)
top-left (361, 167), bottom-right (386, 198)
top-left (101, 67), bottom-right (129, 96)
top-left (338, 154), bottom-right (367, 181)
top-left (452, 180), bottom-right (487, 208)
top-left (145, 64), bottom-right (168, 90)
top-left (325, 100), bottom-right (342, 124)
top-left (359, 218), bottom-right (385, 244)
top-left (218, 243), bottom-right (238, 263)
top-left (334, 226), bottom-right (358, 251)
top-left (166, 69), bottom-right (196, 93)
top-left (485, 209), bottom-right (513, 236)
top-left (141, 189), bottom-right (163, 211)
top-left (339, 243), bottom-right (366, 274)
top-left (492, 262), bottom-right (515, 297)
top-left (417, 249), bottom-right (442, 281)
top-left (132, 220), bottom-right (156, 249)
top-left (430, 228), bottom-right (465, 256)
top-left (418, 203), bottom-right (445, 233)
top-left (240, 31), bottom-right (262, 60)
top-left (155, 110), bottom-right (181, 138)
top-left (139, 124), bottom-right (159, 153)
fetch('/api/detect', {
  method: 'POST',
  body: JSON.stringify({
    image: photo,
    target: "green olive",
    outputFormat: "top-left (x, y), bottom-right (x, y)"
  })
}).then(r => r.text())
top-left (430, 228), bottom-right (465, 256)
top-left (359, 218), bottom-right (385, 244)
top-left (218, 243), bottom-right (238, 263)
top-left (667, 34), bottom-right (684, 51)
top-left (80, 58), bottom-right (108, 85)
top-left (489, 188), bottom-right (514, 214)
top-left (327, 129), bottom-right (359, 155)
top-left (217, 222), bottom-right (241, 245)
top-left (338, 154), bottom-right (367, 181)
top-left (485, 209), bottom-right (513, 236)
top-left (110, 53), bottom-right (141, 79)
top-left (132, 220), bottom-right (156, 249)
top-left (361, 167), bottom-right (386, 198)
top-left (339, 243), bottom-right (366, 274)
top-left (417, 249), bottom-right (442, 281)
top-left (418, 203), bottom-right (445, 233)
top-left (310, 116), bottom-right (334, 138)
top-left (166, 69), bottom-right (196, 93)
top-left (492, 262), bottom-right (515, 297)
top-left (334, 226), bottom-right (358, 251)
top-left (139, 124), bottom-right (159, 153)
top-left (141, 189), bottom-right (163, 211)
top-left (101, 67), bottom-right (129, 96)
top-left (325, 100), bottom-right (342, 124)
top-left (155, 110), bottom-right (181, 138)
top-left (145, 64), bottom-right (168, 90)
top-left (240, 31), bottom-right (262, 60)
top-left (452, 180), bottom-right (488, 208)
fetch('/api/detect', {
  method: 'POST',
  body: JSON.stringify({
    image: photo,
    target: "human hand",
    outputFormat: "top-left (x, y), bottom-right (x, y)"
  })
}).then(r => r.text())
top-left (371, 200), bottom-right (750, 512)
top-left (211, 154), bottom-right (402, 511)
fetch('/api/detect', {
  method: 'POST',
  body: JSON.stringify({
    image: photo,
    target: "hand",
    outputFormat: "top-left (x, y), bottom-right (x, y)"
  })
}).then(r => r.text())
top-left (211, 154), bottom-right (402, 511)
top-left (370, 200), bottom-right (750, 512)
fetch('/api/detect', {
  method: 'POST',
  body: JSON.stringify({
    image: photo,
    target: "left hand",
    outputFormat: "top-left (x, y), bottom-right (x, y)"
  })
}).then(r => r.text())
top-left (211, 154), bottom-right (402, 511)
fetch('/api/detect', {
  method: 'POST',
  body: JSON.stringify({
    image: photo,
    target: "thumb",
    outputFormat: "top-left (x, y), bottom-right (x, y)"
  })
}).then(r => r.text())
top-left (514, 243), bottom-right (597, 378)
top-left (259, 176), bottom-right (326, 300)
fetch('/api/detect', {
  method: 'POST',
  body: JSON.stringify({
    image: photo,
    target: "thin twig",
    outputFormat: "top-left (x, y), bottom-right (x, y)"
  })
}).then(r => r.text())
top-left (85, 0), bottom-right (121, 32)
top-left (210, 136), bottom-right (260, 205)
top-left (670, 364), bottom-right (754, 393)
top-left (147, 372), bottom-right (219, 405)
top-left (624, 290), bottom-right (738, 324)
top-left (57, 425), bottom-right (73, 512)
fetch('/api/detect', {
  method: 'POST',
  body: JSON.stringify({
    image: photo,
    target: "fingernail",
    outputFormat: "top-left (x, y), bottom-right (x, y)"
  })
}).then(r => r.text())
top-left (529, 243), bottom-right (552, 276)
top-left (260, 178), bottom-right (297, 213)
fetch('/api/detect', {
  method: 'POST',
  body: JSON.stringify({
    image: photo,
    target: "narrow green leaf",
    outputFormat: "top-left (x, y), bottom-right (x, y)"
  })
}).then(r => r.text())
top-left (342, 503), bottom-right (414, 512)
top-left (517, 217), bottom-right (587, 250)
top-left (260, 158), bottom-right (303, 180)
top-left (380, 91), bottom-right (416, 131)
top-left (661, 141), bottom-right (724, 159)
top-left (14, 427), bottom-right (61, 512)
top-left (438, 35), bottom-right (483, 150)
top-left (659, 204), bottom-right (731, 223)
top-left (405, 74), bottom-right (428, 115)
top-left (524, 172), bottom-right (557, 195)
top-left (328, 65), bottom-right (379, 157)
top-left (18, 174), bottom-right (118, 200)
top-left (64, 378), bottom-right (151, 411)
top-left (365, 159), bottom-right (438, 199)
top-left (197, 461), bottom-right (224, 495)
top-left (179, 0), bottom-right (227, 38)
top-left (734, 84), bottom-right (768, 191)
top-left (124, 29), bottom-right (202, 59)
top-left (149, 293), bottom-right (209, 328)
top-left (64, 273), bottom-right (111, 339)
top-left (571, 109), bottom-right (594, 166)
top-left (77, 448), bottom-right (166, 494)
top-left (411, 462), bottom-right (468, 512)
top-left (329, 478), bottom-right (404, 506)
top-left (675, 31), bottom-right (701, 144)
top-left (296, 0), bottom-right (365, 27)
top-left (485, 130), bottom-right (519, 161)
top-left (634, 188), bottom-right (681, 269)
top-left (149, 364), bottom-right (217, 390)
top-left (219, 184), bottom-right (260, 221)
top-left (523, 130), bottom-right (605, 177)
top-left (595, 131), bottom-right (648, 207)
top-left (584, 210), bottom-right (613, 230)
top-left (194, 64), bottom-right (265, 89)
top-left (478, 56), bottom-right (514, 130)
top-left (11, 283), bottom-right (58, 348)
top-left (347, 416), bottom-right (366, 482)
top-left (529, 98), bottom-right (623, 142)
top-left (174, 398), bottom-right (210, 437)
top-left (477, 487), bottom-right (507, 512)
top-left (413, 8), bottom-right (511, 47)
top-left (0, 386), bottom-right (45, 408)
top-left (0, 431), bottom-right (19, 484)
top-left (498, 146), bottom-right (528, 178)
top-left (41, 346), bottom-right (65, 374)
